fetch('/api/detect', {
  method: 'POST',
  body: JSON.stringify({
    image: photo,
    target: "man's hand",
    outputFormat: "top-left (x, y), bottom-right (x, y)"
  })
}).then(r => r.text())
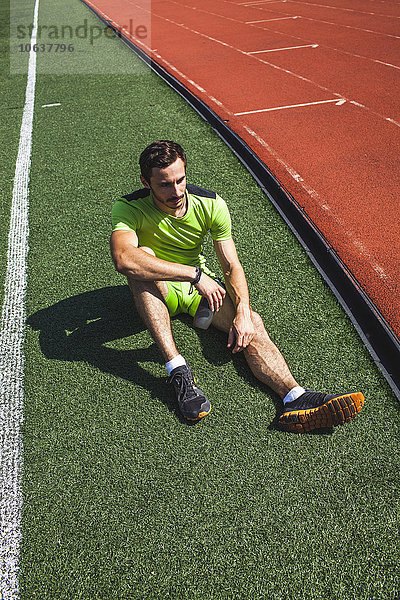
top-left (227, 311), bottom-right (256, 353)
top-left (194, 272), bottom-right (226, 311)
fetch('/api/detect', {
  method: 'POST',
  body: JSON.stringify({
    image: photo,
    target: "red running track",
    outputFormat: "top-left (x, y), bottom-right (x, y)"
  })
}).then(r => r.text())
top-left (85, 0), bottom-right (400, 338)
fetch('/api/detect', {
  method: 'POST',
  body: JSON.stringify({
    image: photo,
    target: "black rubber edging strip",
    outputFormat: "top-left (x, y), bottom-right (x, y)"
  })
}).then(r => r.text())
top-left (81, 1), bottom-right (400, 400)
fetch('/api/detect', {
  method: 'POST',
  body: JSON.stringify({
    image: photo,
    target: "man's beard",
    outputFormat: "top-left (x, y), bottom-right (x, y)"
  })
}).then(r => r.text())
top-left (151, 187), bottom-right (185, 207)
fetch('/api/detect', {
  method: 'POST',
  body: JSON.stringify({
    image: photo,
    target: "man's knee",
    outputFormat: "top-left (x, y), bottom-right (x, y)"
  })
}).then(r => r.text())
top-left (251, 309), bottom-right (267, 334)
top-left (125, 246), bottom-right (169, 301)
top-left (126, 266), bottom-right (169, 302)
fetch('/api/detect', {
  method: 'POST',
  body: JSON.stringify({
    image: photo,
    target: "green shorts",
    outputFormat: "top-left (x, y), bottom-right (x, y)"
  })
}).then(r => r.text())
top-left (164, 281), bottom-right (203, 318)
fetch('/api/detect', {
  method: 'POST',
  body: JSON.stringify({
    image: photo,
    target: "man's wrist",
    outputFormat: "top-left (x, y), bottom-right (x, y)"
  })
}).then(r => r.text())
top-left (191, 265), bottom-right (202, 285)
top-left (236, 301), bottom-right (251, 316)
top-left (189, 266), bottom-right (202, 294)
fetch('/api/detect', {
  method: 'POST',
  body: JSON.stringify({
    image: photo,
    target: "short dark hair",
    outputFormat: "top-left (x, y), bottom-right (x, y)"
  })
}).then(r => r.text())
top-left (139, 140), bottom-right (187, 183)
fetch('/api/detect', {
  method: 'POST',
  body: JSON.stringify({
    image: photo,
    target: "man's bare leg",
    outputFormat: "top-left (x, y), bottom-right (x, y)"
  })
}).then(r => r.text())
top-left (126, 247), bottom-right (211, 421)
top-left (126, 246), bottom-right (178, 362)
top-left (211, 295), bottom-right (299, 399)
top-left (127, 275), bottom-right (178, 362)
top-left (211, 294), bottom-right (364, 431)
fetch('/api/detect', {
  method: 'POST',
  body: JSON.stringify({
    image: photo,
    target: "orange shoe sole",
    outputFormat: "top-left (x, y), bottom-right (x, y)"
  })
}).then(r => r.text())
top-left (279, 392), bottom-right (365, 433)
top-left (184, 406), bottom-right (212, 422)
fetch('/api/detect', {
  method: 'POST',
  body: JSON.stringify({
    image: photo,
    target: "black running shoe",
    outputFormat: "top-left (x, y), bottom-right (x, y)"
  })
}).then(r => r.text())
top-left (167, 365), bottom-right (211, 421)
top-left (279, 390), bottom-right (365, 433)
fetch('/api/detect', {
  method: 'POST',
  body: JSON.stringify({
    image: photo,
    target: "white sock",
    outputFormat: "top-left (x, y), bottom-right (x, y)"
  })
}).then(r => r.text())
top-left (283, 386), bottom-right (306, 405)
top-left (166, 354), bottom-right (186, 375)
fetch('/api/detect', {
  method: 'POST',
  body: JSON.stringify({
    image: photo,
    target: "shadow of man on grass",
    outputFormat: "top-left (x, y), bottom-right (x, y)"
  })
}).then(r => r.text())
top-left (27, 285), bottom-right (181, 417)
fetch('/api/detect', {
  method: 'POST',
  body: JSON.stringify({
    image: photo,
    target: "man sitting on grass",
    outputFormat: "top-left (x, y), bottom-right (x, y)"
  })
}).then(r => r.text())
top-left (110, 140), bottom-right (364, 432)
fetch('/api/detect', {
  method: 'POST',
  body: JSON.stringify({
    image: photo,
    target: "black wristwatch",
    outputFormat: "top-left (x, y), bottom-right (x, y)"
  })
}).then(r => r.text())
top-left (189, 266), bottom-right (202, 294)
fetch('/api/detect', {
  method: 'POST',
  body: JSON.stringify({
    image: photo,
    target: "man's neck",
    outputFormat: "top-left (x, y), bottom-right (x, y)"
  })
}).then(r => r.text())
top-left (173, 197), bottom-right (188, 218)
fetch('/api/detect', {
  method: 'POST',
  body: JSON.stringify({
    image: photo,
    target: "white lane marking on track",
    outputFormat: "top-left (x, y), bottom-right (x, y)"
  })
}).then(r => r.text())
top-left (167, 0), bottom-right (400, 70)
top-left (247, 4), bottom-right (400, 40)
top-left (386, 117), bottom-right (400, 126)
top-left (247, 44), bottom-right (318, 53)
top-left (378, 61), bottom-right (400, 70)
top-left (241, 124), bottom-right (321, 198)
top-left (283, 0), bottom-right (400, 20)
top-left (245, 16), bottom-right (299, 23)
top-left (187, 79), bottom-right (206, 92)
top-left (235, 98), bottom-right (346, 115)
top-left (41, 103), bottom-right (61, 108)
top-left (127, 1), bottom-right (400, 128)
top-left (350, 100), bottom-right (365, 108)
top-left (296, 15), bottom-right (400, 39)
top-left (211, 21), bottom-right (400, 123)
top-left (240, 0), bottom-right (400, 34)
top-left (239, 0), bottom-right (282, 4)
top-left (249, 19), bottom-right (400, 67)
top-left (208, 95), bottom-right (224, 107)
top-left (326, 207), bottom-right (392, 284)
top-left (0, 0), bottom-right (39, 598)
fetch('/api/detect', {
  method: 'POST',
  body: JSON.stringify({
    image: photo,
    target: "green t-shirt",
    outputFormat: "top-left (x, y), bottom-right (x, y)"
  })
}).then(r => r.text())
top-left (111, 184), bottom-right (232, 271)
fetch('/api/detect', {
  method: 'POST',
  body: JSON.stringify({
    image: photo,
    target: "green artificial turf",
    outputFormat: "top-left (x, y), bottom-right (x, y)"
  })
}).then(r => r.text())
top-left (4, 0), bottom-right (399, 598)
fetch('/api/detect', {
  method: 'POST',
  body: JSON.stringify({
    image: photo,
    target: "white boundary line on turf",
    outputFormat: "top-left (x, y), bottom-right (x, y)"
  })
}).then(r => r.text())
top-left (0, 0), bottom-right (39, 598)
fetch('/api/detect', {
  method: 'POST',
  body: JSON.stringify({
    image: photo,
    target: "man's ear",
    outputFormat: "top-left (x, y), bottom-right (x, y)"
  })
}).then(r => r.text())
top-left (140, 174), bottom-right (150, 189)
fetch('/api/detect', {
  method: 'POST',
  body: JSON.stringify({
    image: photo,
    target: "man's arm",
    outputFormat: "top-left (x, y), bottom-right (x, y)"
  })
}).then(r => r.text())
top-left (213, 238), bottom-right (256, 352)
top-left (110, 230), bottom-right (225, 310)
top-left (110, 229), bottom-right (195, 281)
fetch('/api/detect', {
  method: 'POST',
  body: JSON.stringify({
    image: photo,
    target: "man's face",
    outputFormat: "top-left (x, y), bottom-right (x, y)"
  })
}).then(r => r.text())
top-left (141, 157), bottom-right (187, 214)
